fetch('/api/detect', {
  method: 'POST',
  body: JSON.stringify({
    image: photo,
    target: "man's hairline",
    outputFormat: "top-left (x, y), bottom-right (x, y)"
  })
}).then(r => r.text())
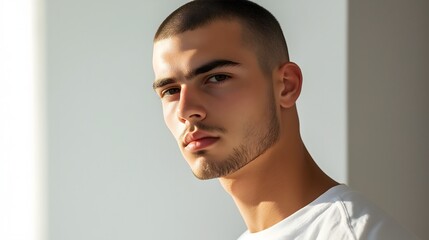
top-left (153, 18), bottom-right (278, 78)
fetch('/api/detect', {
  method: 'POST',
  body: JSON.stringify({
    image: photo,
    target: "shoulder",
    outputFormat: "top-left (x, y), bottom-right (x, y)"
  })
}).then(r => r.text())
top-left (237, 185), bottom-right (419, 240)
top-left (331, 185), bottom-right (418, 240)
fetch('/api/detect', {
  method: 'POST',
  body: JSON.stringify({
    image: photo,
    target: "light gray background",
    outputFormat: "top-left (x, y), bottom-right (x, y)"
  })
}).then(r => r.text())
top-left (348, 0), bottom-right (429, 239)
top-left (44, 0), bottom-right (427, 239)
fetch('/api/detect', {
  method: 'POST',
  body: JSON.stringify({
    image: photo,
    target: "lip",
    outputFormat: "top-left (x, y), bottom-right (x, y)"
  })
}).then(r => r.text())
top-left (183, 131), bottom-right (219, 151)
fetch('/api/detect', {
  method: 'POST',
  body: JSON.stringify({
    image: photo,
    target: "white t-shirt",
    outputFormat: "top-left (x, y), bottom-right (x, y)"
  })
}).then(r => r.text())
top-left (237, 185), bottom-right (418, 240)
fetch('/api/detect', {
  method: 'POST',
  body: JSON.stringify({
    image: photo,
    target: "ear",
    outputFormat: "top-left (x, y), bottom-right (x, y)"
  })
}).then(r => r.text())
top-left (275, 62), bottom-right (303, 108)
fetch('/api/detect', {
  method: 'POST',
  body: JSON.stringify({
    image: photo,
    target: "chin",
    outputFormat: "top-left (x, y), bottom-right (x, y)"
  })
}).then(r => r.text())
top-left (192, 171), bottom-right (215, 180)
top-left (184, 148), bottom-right (247, 179)
top-left (190, 167), bottom-right (218, 180)
top-left (190, 157), bottom-right (219, 180)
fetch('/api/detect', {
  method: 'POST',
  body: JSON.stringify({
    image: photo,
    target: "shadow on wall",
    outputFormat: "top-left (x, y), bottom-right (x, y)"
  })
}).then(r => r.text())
top-left (347, 0), bottom-right (429, 239)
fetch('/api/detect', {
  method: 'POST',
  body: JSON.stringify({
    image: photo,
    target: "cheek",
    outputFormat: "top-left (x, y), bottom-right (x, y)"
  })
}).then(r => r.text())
top-left (162, 103), bottom-right (179, 136)
top-left (223, 87), bottom-right (272, 124)
top-left (221, 89), bottom-right (261, 113)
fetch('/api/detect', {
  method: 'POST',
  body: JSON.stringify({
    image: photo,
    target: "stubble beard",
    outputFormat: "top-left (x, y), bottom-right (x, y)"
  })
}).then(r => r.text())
top-left (192, 92), bottom-right (280, 180)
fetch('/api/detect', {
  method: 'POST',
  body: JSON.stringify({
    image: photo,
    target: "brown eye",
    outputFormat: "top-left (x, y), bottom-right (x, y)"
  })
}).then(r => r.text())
top-left (206, 74), bottom-right (230, 83)
top-left (161, 88), bottom-right (180, 97)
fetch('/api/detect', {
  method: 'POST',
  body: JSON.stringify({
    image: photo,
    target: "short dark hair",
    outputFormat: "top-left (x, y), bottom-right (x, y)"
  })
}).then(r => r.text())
top-left (154, 0), bottom-right (289, 75)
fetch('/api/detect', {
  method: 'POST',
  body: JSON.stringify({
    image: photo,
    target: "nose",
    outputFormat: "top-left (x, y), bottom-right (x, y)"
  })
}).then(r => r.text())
top-left (176, 86), bottom-right (207, 124)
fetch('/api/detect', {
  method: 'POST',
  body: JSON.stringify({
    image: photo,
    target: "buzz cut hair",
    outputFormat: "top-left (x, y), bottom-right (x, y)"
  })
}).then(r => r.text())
top-left (154, 0), bottom-right (289, 76)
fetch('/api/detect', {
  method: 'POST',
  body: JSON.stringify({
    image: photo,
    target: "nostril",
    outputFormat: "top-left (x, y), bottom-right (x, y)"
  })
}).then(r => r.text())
top-left (176, 90), bottom-right (207, 122)
top-left (177, 108), bottom-right (207, 123)
top-left (189, 113), bottom-right (202, 118)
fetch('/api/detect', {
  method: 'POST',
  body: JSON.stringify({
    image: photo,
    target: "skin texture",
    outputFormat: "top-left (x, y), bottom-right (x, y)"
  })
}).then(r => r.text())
top-left (152, 20), bottom-right (338, 233)
top-left (153, 20), bottom-right (280, 180)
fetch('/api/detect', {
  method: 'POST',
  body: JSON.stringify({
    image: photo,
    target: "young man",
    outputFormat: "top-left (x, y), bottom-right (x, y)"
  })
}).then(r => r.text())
top-left (152, 0), bottom-right (417, 239)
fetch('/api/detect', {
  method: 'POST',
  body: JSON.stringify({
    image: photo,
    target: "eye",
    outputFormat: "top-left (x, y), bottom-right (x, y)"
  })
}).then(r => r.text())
top-left (206, 74), bottom-right (230, 84)
top-left (161, 87), bottom-right (180, 97)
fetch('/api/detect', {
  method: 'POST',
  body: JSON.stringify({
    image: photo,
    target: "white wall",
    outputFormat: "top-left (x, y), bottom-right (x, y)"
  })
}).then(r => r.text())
top-left (0, 0), bottom-right (45, 240)
top-left (0, 0), bottom-right (46, 239)
top-left (45, 0), bottom-right (348, 239)
top-left (264, 0), bottom-right (348, 183)
top-left (348, 1), bottom-right (429, 239)
top-left (47, 0), bottom-right (244, 240)
top-left (46, 0), bottom-right (244, 239)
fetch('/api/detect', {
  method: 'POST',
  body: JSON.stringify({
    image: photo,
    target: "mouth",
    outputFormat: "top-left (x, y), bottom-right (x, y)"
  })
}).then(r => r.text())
top-left (183, 131), bottom-right (220, 152)
top-left (184, 137), bottom-right (220, 151)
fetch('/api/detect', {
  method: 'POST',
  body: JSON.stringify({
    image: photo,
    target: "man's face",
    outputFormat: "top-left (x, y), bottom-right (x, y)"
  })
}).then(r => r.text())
top-left (152, 20), bottom-right (280, 179)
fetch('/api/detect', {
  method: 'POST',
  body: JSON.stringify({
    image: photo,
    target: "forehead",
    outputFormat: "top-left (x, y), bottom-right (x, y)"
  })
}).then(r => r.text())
top-left (152, 20), bottom-right (254, 77)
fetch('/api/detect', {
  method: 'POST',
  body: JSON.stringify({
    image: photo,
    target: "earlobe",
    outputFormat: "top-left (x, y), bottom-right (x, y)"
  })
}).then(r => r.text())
top-left (277, 62), bottom-right (303, 108)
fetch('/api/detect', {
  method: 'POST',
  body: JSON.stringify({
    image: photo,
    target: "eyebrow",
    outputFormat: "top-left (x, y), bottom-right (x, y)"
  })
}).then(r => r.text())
top-left (152, 78), bottom-right (175, 90)
top-left (152, 59), bottom-right (240, 90)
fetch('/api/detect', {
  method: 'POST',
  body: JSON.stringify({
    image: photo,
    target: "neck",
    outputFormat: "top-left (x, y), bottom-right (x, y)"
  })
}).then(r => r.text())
top-left (219, 132), bottom-right (337, 233)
